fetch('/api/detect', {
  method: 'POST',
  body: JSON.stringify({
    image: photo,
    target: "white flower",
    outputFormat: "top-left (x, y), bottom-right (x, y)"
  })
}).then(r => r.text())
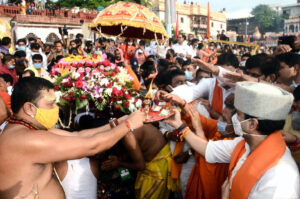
top-left (62, 78), bottom-right (69, 83)
top-left (104, 88), bottom-right (112, 95)
top-left (129, 102), bottom-right (137, 113)
top-left (55, 91), bottom-right (62, 103)
top-left (100, 78), bottom-right (109, 86)
top-left (71, 72), bottom-right (80, 79)
top-left (136, 99), bottom-right (142, 108)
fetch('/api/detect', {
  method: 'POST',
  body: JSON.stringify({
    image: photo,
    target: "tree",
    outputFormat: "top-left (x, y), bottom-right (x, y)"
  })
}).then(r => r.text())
top-left (251, 4), bottom-right (288, 33)
top-left (55, 0), bottom-right (151, 9)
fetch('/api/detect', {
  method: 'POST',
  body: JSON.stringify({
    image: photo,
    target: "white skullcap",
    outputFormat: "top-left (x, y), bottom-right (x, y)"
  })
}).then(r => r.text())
top-left (234, 82), bottom-right (294, 120)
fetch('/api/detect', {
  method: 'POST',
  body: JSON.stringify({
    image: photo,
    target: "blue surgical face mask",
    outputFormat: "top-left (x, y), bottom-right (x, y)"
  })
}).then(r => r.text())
top-left (33, 63), bottom-right (42, 69)
top-left (18, 46), bottom-right (26, 51)
top-left (185, 71), bottom-right (193, 81)
top-left (8, 65), bottom-right (15, 69)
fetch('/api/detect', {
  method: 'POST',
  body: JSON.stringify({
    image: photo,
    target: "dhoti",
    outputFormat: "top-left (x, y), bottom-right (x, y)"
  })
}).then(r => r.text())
top-left (135, 143), bottom-right (180, 199)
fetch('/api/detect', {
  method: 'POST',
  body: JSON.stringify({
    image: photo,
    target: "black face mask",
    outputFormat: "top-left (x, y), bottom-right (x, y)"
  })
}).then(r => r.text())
top-left (166, 53), bottom-right (171, 59)
top-left (17, 60), bottom-right (24, 65)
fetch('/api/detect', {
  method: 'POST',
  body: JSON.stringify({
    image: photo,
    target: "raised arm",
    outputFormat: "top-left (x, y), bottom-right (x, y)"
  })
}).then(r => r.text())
top-left (14, 111), bottom-right (144, 164)
top-left (191, 57), bottom-right (220, 76)
top-left (164, 108), bottom-right (208, 157)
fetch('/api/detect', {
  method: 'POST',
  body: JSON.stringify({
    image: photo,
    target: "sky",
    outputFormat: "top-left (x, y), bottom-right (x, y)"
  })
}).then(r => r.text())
top-left (178, 0), bottom-right (296, 18)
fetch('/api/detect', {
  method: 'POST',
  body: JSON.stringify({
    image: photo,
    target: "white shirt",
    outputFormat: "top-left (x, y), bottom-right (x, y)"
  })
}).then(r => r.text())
top-left (205, 138), bottom-right (300, 199)
top-left (187, 46), bottom-right (197, 57)
top-left (27, 52), bottom-right (48, 70)
top-left (172, 43), bottom-right (190, 57)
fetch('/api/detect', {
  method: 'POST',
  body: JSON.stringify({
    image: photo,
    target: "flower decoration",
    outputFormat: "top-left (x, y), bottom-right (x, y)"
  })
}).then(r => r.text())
top-left (51, 55), bottom-right (142, 117)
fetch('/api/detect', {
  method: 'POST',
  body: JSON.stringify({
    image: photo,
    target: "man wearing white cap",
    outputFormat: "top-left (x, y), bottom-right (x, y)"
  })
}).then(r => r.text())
top-left (165, 82), bottom-right (300, 199)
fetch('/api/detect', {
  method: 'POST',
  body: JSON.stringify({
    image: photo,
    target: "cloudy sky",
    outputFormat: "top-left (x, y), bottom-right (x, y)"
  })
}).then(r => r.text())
top-left (178, 0), bottom-right (296, 18)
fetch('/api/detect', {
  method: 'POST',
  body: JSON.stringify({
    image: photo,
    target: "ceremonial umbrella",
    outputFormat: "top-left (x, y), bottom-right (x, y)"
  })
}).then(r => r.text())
top-left (89, 1), bottom-right (169, 40)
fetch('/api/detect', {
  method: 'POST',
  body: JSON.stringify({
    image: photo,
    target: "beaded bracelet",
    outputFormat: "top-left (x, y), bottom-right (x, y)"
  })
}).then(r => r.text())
top-left (178, 127), bottom-right (192, 141)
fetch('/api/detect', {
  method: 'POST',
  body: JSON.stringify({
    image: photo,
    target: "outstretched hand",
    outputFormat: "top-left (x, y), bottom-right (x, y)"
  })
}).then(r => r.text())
top-left (164, 109), bottom-right (183, 129)
top-left (185, 104), bottom-right (203, 136)
top-left (127, 110), bottom-right (145, 130)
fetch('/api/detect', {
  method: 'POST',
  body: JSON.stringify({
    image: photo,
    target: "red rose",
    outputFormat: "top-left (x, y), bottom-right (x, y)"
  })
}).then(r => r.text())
top-left (118, 90), bottom-right (123, 97)
top-left (72, 62), bottom-right (77, 67)
top-left (115, 68), bottom-right (120, 73)
top-left (115, 104), bottom-right (120, 110)
top-left (54, 85), bottom-right (60, 91)
top-left (80, 94), bottom-right (86, 100)
top-left (72, 96), bottom-right (76, 101)
top-left (99, 97), bottom-right (103, 103)
top-left (68, 92), bottom-right (73, 96)
top-left (123, 101), bottom-right (129, 108)
top-left (68, 80), bottom-right (73, 87)
top-left (107, 82), bottom-right (113, 88)
top-left (75, 81), bottom-right (83, 88)
top-left (124, 94), bottom-right (131, 100)
top-left (103, 72), bottom-right (109, 76)
top-left (135, 98), bottom-right (138, 103)
top-left (65, 96), bottom-right (71, 102)
top-left (103, 60), bottom-right (111, 66)
top-left (63, 82), bottom-right (69, 87)
top-left (97, 61), bottom-right (102, 66)
top-left (78, 62), bottom-right (83, 67)
top-left (92, 62), bottom-right (97, 67)
top-left (111, 72), bottom-right (116, 76)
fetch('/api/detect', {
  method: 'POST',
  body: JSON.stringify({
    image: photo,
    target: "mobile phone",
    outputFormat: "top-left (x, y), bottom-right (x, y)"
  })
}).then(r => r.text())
top-left (278, 36), bottom-right (297, 51)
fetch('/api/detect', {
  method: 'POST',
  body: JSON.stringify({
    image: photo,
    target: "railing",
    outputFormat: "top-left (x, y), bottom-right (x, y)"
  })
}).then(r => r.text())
top-left (13, 14), bottom-right (81, 25)
top-left (0, 5), bottom-right (97, 23)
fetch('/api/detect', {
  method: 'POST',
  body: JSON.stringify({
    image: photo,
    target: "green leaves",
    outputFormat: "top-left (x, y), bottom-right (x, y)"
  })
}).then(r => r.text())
top-left (251, 4), bottom-right (287, 33)
top-left (56, 0), bottom-right (151, 9)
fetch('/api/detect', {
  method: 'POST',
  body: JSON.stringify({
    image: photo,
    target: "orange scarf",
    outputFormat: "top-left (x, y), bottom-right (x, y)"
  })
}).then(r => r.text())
top-left (125, 65), bottom-right (141, 90)
top-left (229, 131), bottom-right (286, 199)
top-left (211, 80), bottom-right (223, 115)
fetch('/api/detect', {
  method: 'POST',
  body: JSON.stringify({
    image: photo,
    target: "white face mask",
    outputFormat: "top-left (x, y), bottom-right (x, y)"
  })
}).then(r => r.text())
top-left (231, 114), bottom-right (266, 137)
top-left (240, 60), bottom-right (246, 67)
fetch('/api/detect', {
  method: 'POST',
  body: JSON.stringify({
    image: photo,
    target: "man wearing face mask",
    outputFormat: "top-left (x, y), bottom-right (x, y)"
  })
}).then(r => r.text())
top-left (25, 54), bottom-right (51, 81)
top-left (27, 43), bottom-right (48, 70)
top-left (0, 77), bottom-right (145, 199)
top-left (14, 50), bottom-right (27, 77)
top-left (0, 54), bottom-right (17, 85)
top-left (182, 53), bottom-right (239, 120)
top-left (165, 82), bottom-right (299, 199)
top-left (284, 85), bottom-right (300, 168)
top-left (16, 38), bottom-right (27, 52)
top-left (182, 60), bottom-right (197, 85)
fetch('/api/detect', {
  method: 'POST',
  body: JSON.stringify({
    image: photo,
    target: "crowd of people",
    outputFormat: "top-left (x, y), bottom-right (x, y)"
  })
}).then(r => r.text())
top-left (0, 30), bottom-right (299, 199)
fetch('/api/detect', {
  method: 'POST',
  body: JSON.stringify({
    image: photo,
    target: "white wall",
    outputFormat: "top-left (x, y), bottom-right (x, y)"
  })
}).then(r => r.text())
top-left (211, 20), bottom-right (226, 38)
top-left (14, 25), bottom-right (82, 43)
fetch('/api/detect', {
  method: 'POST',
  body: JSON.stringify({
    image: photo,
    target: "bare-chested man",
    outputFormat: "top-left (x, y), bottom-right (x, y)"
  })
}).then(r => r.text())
top-left (102, 124), bottom-right (179, 199)
top-left (0, 77), bottom-right (145, 199)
